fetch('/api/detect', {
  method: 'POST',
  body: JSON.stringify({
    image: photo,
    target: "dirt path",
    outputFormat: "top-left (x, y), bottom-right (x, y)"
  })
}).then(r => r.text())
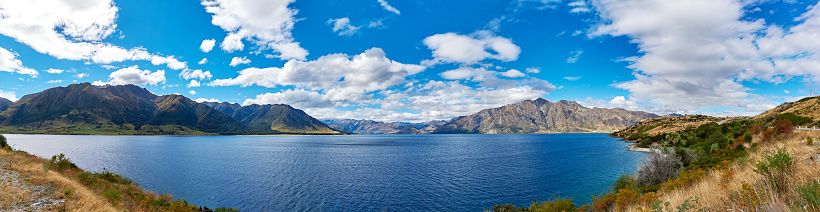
top-left (0, 156), bottom-right (65, 211)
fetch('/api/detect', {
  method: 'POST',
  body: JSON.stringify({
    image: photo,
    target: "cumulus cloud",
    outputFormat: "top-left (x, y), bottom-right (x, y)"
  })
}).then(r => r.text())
top-left (327, 18), bottom-right (360, 36)
top-left (202, 0), bottom-right (308, 60)
top-left (243, 89), bottom-right (333, 109)
top-left (0, 89), bottom-right (18, 102)
top-left (229, 57), bottom-right (252, 66)
top-left (179, 69), bottom-right (212, 80)
top-left (92, 66), bottom-right (166, 86)
top-left (194, 98), bottom-right (220, 103)
top-left (198, 58), bottom-right (209, 64)
top-left (189, 90), bottom-right (197, 95)
top-left (200, 39), bottom-right (216, 52)
top-left (45, 68), bottom-right (65, 74)
top-left (187, 80), bottom-right (201, 88)
top-left (0, 0), bottom-right (186, 70)
top-left (75, 73), bottom-right (89, 79)
top-left (422, 31), bottom-right (521, 65)
top-left (212, 48), bottom-right (425, 104)
top-left (590, 0), bottom-right (820, 115)
top-left (0, 47), bottom-right (37, 75)
top-left (526, 67), bottom-right (541, 73)
top-left (502, 69), bottom-right (525, 78)
top-left (377, 0), bottom-right (401, 15)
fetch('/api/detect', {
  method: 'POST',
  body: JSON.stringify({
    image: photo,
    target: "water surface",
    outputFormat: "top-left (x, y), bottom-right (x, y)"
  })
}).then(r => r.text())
top-left (7, 133), bottom-right (645, 211)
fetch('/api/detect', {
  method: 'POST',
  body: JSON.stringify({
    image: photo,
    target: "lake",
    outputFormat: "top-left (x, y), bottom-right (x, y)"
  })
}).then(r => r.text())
top-left (6, 133), bottom-right (645, 211)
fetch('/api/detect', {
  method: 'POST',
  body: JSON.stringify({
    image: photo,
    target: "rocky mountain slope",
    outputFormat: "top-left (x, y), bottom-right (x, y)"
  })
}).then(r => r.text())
top-left (433, 98), bottom-right (660, 134)
top-left (323, 119), bottom-right (423, 134)
top-left (0, 83), bottom-right (339, 135)
top-left (202, 102), bottom-right (342, 134)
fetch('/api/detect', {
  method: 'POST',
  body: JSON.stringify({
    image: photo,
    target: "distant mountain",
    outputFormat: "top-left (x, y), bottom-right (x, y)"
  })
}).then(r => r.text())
top-left (0, 97), bottom-right (12, 112)
top-left (393, 120), bottom-right (448, 133)
top-left (323, 119), bottom-right (423, 134)
top-left (433, 98), bottom-right (660, 134)
top-left (202, 102), bottom-right (342, 134)
top-left (0, 83), bottom-right (247, 135)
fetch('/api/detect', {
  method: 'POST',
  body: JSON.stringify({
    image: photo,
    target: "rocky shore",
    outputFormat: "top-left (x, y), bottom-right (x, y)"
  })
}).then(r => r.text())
top-left (0, 156), bottom-right (65, 211)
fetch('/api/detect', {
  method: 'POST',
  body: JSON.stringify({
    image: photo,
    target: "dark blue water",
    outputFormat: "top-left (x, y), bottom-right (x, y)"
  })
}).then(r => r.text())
top-left (7, 133), bottom-right (645, 211)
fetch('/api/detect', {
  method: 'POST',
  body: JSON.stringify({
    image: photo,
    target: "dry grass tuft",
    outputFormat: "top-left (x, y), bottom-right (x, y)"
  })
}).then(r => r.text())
top-left (627, 131), bottom-right (820, 211)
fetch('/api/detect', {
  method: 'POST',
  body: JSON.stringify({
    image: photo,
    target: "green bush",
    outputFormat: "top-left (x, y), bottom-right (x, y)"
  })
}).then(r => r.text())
top-left (797, 180), bottom-right (820, 210)
top-left (743, 131), bottom-right (752, 143)
top-left (47, 153), bottom-right (78, 171)
top-left (614, 174), bottom-right (636, 191)
top-left (638, 139), bottom-right (653, 148)
top-left (528, 197), bottom-right (576, 212)
top-left (214, 207), bottom-right (241, 212)
top-left (0, 134), bottom-right (6, 148)
top-left (78, 171), bottom-right (97, 185)
top-left (753, 147), bottom-right (794, 193)
top-left (775, 113), bottom-right (812, 126)
top-left (103, 188), bottom-right (122, 203)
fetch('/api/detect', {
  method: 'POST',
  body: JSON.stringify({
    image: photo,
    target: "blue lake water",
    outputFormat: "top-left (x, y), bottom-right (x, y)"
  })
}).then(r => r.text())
top-left (7, 133), bottom-right (645, 211)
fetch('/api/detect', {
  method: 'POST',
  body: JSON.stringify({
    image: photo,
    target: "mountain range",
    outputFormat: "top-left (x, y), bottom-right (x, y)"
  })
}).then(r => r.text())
top-left (433, 98), bottom-right (660, 134)
top-left (0, 83), bottom-right (666, 135)
top-left (0, 83), bottom-right (342, 135)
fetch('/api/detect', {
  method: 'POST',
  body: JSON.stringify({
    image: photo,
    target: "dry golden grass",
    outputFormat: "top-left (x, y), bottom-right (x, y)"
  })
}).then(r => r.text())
top-left (0, 148), bottom-right (117, 211)
top-left (626, 131), bottom-right (820, 211)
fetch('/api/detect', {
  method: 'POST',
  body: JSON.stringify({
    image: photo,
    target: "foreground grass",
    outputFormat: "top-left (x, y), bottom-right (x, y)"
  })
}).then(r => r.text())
top-left (0, 141), bottom-right (238, 211)
top-left (489, 119), bottom-right (820, 211)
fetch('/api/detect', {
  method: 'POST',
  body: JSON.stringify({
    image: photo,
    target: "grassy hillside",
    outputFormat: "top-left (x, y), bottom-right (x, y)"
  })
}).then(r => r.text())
top-left (489, 96), bottom-right (820, 211)
top-left (0, 137), bottom-right (238, 211)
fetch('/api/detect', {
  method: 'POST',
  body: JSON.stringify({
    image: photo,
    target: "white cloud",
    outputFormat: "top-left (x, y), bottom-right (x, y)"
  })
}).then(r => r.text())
top-left (179, 69), bottom-right (212, 80)
top-left (566, 49), bottom-right (583, 63)
top-left (439, 67), bottom-right (556, 90)
top-left (568, 0), bottom-right (591, 13)
top-left (0, 0), bottom-right (186, 70)
top-left (202, 0), bottom-right (308, 60)
top-left (0, 89), bottom-right (18, 102)
top-left (501, 69), bottom-right (525, 78)
top-left (188, 80), bottom-right (201, 88)
top-left (194, 98), bottom-right (220, 103)
top-left (526, 67), bottom-right (541, 73)
top-left (590, 0), bottom-right (820, 116)
top-left (784, 90), bottom-right (790, 94)
top-left (150, 56), bottom-right (187, 70)
top-left (0, 47), bottom-right (37, 75)
top-left (189, 90), bottom-right (197, 95)
top-left (212, 48), bottom-right (425, 104)
top-left (327, 18), bottom-right (360, 36)
top-left (92, 66), bottom-right (166, 86)
top-left (422, 31), bottom-right (521, 65)
top-left (198, 58), bottom-right (209, 64)
top-left (377, 0), bottom-right (401, 15)
top-left (75, 73), bottom-right (89, 79)
top-left (100, 65), bottom-right (117, 69)
top-left (46, 80), bottom-right (62, 83)
top-left (200, 39), bottom-right (216, 52)
top-left (564, 76), bottom-right (581, 81)
top-left (229, 56), bottom-right (252, 67)
top-left (244, 89), bottom-right (333, 108)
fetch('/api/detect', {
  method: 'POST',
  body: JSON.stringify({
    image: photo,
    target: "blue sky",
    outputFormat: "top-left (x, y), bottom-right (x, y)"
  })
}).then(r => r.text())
top-left (0, 0), bottom-right (819, 122)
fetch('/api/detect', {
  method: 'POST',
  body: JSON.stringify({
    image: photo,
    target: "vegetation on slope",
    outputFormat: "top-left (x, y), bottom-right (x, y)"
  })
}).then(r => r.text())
top-left (489, 112), bottom-right (820, 211)
top-left (0, 135), bottom-right (239, 211)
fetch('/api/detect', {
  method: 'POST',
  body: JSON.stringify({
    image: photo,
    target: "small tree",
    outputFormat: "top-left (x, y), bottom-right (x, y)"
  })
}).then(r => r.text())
top-left (754, 147), bottom-right (794, 193)
top-left (638, 148), bottom-right (683, 186)
top-left (0, 134), bottom-right (7, 148)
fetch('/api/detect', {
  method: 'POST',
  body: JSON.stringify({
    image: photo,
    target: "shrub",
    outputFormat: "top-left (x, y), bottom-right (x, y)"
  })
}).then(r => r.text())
top-left (743, 131), bottom-right (752, 143)
top-left (797, 180), bottom-right (820, 210)
top-left (214, 208), bottom-right (241, 212)
top-left (727, 181), bottom-right (763, 211)
top-left (638, 149), bottom-right (682, 186)
top-left (78, 171), bottom-right (97, 185)
top-left (47, 153), bottom-right (78, 171)
top-left (773, 120), bottom-right (794, 135)
top-left (753, 147), bottom-right (793, 193)
top-left (528, 197), bottom-right (576, 212)
top-left (614, 174), bottom-right (637, 191)
top-left (103, 188), bottom-right (122, 203)
top-left (0, 134), bottom-right (6, 148)
top-left (638, 139), bottom-right (653, 148)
